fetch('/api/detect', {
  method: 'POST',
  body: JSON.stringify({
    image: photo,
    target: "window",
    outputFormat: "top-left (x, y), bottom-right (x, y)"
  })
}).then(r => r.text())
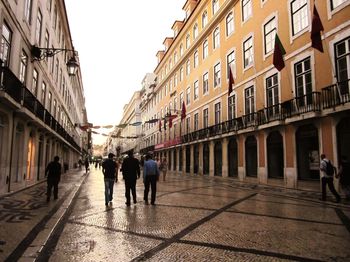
top-left (32, 69), bottom-right (38, 95)
top-left (53, 99), bottom-right (57, 118)
top-left (331, 0), bottom-right (348, 10)
top-left (180, 44), bottom-right (184, 56)
top-left (180, 67), bottom-right (184, 81)
top-left (214, 63), bottom-right (221, 87)
top-left (186, 34), bottom-right (190, 49)
top-left (174, 51), bottom-right (178, 64)
top-left (213, 0), bottom-right (219, 14)
top-left (243, 36), bottom-right (253, 68)
top-left (180, 93), bottom-right (184, 107)
top-left (44, 30), bottom-right (49, 61)
top-left (35, 9), bottom-right (42, 45)
top-left (203, 72), bottom-right (209, 94)
top-left (335, 37), bottom-right (350, 94)
top-left (55, 58), bottom-right (59, 82)
top-left (202, 11), bottom-right (208, 28)
top-left (228, 95), bottom-right (236, 120)
top-left (203, 39), bottom-right (209, 59)
top-left (24, 0), bottom-right (33, 24)
top-left (291, 0), bottom-right (309, 36)
top-left (19, 50), bottom-right (28, 83)
top-left (41, 82), bottom-right (47, 105)
top-left (226, 12), bottom-right (234, 36)
top-left (194, 81), bottom-right (199, 100)
top-left (194, 50), bottom-right (199, 68)
top-left (245, 86), bottom-right (255, 116)
top-left (193, 23), bottom-right (199, 39)
top-left (242, 0), bottom-right (252, 21)
top-left (266, 73), bottom-right (280, 116)
top-left (203, 108), bottom-right (209, 128)
top-left (174, 73), bottom-right (178, 87)
top-left (294, 57), bottom-right (312, 106)
top-left (0, 23), bottom-right (12, 66)
top-left (213, 27), bottom-right (220, 49)
top-left (227, 51), bottom-right (235, 79)
top-left (48, 92), bottom-right (52, 112)
top-left (174, 97), bottom-right (178, 112)
top-left (186, 117), bottom-right (191, 133)
top-left (264, 17), bottom-right (276, 55)
top-left (186, 87), bottom-right (191, 105)
top-left (53, 5), bottom-right (58, 29)
top-left (186, 59), bottom-right (191, 75)
top-left (214, 102), bottom-right (221, 124)
top-left (194, 113), bottom-right (199, 131)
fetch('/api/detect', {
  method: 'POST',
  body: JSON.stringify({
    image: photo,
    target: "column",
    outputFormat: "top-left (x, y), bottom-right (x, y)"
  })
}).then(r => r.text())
top-left (182, 145), bottom-right (186, 175)
top-left (190, 144), bottom-right (194, 175)
top-left (209, 140), bottom-right (215, 177)
top-left (198, 143), bottom-right (203, 175)
top-left (222, 137), bottom-right (228, 177)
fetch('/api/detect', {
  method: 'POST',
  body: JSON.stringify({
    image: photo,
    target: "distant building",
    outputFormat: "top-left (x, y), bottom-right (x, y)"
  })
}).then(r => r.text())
top-left (0, 0), bottom-right (88, 194)
top-left (137, 0), bottom-right (350, 190)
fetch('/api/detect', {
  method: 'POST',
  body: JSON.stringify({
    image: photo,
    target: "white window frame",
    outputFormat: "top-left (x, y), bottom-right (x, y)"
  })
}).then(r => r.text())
top-left (203, 39), bottom-right (209, 59)
top-left (186, 86), bottom-right (191, 105)
top-left (226, 11), bottom-right (234, 37)
top-left (194, 80), bottom-right (199, 101)
top-left (213, 27), bottom-right (220, 49)
top-left (228, 93), bottom-right (237, 120)
top-left (327, 0), bottom-right (350, 18)
top-left (288, 0), bottom-right (310, 42)
top-left (214, 62), bottom-right (221, 88)
top-left (203, 107), bottom-right (209, 128)
top-left (213, 0), bottom-right (219, 15)
top-left (262, 14), bottom-right (277, 58)
top-left (202, 11), bottom-right (208, 28)
top-left (242, 0), bottom-right (253, 23)
top-left (193, 23), bottom-right (199, 39)
top-left (194, 50), bottom-right (199, 68)
top-left (242, 34), bottom-right (254, 70)
top-left (203, 71), bottom-right (209, 95)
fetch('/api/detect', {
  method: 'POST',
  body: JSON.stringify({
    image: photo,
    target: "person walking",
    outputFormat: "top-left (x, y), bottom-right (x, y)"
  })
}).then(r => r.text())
top-left (84, 158), bottom-right (89, 174)
top-left (320, 154), bottom-right (341, 203)
top-left (143, 154), bottom-right (160, 205)
top-left (337, 155), bottom-right (350, 200)
top-left (160, 157), bottom-right (168, 181)
top-left (45, 156), bottom-right (62, 202)
top-left (102, 153), bottom-right (118, 206)
top-left (121, 151), bottom-right (140, 206)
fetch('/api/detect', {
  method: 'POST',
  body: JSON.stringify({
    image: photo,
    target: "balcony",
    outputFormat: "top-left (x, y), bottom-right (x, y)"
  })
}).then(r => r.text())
top-left (322, 79), bottom-right (350, 109)
top-left (0, 65), bottom-right (81, 152)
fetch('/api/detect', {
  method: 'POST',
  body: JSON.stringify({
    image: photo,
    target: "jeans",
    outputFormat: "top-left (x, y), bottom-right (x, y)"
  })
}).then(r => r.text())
top-left (47, 180), bottom-right (59, 200)
top-left (125, 179), bottom-right (137, 204)
top-left (144, 175), bottom-right (157, 204)
top-left (321, 177), bottom-right (340, 201)
top-left (104, 178), bottom-right (115, 204)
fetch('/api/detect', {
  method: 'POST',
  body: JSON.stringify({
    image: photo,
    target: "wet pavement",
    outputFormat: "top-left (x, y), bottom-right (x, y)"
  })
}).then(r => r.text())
top-left (1, 167), bottom-right (350, 261)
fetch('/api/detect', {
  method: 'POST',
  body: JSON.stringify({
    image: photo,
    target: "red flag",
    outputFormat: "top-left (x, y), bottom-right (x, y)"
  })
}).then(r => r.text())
top-left (311, 5), bottom-right (324, 53)
top-left (168, 114), bottom-right (177, 128)
top-left (158, 119), bottom-right (161, 132)
top-left (273, 34), bottom-right (286, 71)
top-left (228, 66), bottom-right (234, 95)
top-left (181, 101), bottom-right (186, 120)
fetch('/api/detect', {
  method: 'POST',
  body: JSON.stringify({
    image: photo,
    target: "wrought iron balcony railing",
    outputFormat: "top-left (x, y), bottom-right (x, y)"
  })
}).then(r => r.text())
top-left (322, 79), bottom-right (350, 109)
top-left (0, 65), bottom-right (81, 152)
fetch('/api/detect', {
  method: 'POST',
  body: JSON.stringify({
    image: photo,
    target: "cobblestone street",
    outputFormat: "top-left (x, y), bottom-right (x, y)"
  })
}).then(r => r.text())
top-left (1, 168), bottom-right (350, 261)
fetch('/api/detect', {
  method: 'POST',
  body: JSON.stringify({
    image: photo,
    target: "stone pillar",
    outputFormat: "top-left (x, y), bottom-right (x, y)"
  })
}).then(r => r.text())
top-left (222, 137), bottom-right (228, 177)
top-left (284, 126), bottom-right (297, 188)
top-left (190, 144), bottom-right (194, 175)
top-left (258, 132), bottom-right (267, 184)
top-left (237, 136), bottom-right (245, 181)
top-left (198, 143), bottom-right (203, 175)
top-left (182, 145), bottom-right (186, 175)
top-left (209, 140), bottom-right (215, 177)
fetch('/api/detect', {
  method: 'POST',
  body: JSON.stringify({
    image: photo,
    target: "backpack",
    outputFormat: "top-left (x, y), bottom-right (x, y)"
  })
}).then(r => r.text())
top-left (325, 160), bottom-right (335, 176)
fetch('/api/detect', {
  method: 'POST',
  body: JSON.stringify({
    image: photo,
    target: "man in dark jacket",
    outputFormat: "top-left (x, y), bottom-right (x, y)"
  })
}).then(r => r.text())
top-left (102, 153), bottom-right (117, 206)
top-left (45, 156), bottom-right (62, 202)
top-left (121, 151), bottom-right (140, 206)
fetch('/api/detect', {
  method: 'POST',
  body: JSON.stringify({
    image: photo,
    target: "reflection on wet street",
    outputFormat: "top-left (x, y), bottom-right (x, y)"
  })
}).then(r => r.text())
top-left (49, 168), bottom-right (350, 261)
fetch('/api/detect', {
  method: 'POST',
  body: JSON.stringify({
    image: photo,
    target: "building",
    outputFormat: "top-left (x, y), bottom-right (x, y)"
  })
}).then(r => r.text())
top-left (116, 91), bottom-right (142, 155)
top-left (0, 0), bottom-right (88, 194)
top-left (137, 0), bottom-right (350, 190)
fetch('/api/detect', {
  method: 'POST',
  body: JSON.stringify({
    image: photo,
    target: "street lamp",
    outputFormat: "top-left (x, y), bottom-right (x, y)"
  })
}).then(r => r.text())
top-left (31, 45), bottom-right (79, 76)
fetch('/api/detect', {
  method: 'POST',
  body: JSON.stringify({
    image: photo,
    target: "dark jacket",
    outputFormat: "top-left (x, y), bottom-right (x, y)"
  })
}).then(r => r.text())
top-left (102, 159), bottom-right (117, 179)
top-left (122, 157), bottom-right (140, 181)
top-left (45, 161), bottom-right (62, 183)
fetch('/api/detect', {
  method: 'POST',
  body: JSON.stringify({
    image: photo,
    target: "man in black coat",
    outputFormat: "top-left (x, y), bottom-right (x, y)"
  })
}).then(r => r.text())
top-left (45, 156), bottom-right (62, 202)
top-left (102, 153), bottom-right (117, 206)
top-left (121, 151), bottom-right (140, 206)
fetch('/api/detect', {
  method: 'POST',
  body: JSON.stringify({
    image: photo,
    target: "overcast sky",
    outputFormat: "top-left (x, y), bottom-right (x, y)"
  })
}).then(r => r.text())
top-left (65, 0), bottom-right (185, 145)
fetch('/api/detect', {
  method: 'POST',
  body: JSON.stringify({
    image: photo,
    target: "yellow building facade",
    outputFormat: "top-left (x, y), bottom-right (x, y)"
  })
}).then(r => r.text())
top-left (139, 0), bottom-right (350, 190)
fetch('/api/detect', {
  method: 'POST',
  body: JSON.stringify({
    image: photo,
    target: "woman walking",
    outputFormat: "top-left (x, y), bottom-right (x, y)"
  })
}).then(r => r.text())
top-left (160, 157), bottom-right (168, 181)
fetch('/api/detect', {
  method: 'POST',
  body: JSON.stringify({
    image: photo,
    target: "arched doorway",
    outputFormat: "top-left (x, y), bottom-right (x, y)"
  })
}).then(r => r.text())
top-left (214, 141), bottom-right (222, 176)
top-left (267, 131), bottom-right (284, 178)
top-left (296, 124), bottom-right (319, 180)
top-left (193, 144), bottom-right (199, 174)
top-left (337, 117), bottom-right (350, 160)
top-left (245, 136), bottom-right (257, 177)
top-left (26, 131), bottom-right (36, 180)
top-left (185, 145), bottom-right (191, 173)
top-left (228, 137), bottom-right (238, 177)
top-left (203, 143), bottom-right (209, 175)
top-left (12, 123), bottom-right (25, 184)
